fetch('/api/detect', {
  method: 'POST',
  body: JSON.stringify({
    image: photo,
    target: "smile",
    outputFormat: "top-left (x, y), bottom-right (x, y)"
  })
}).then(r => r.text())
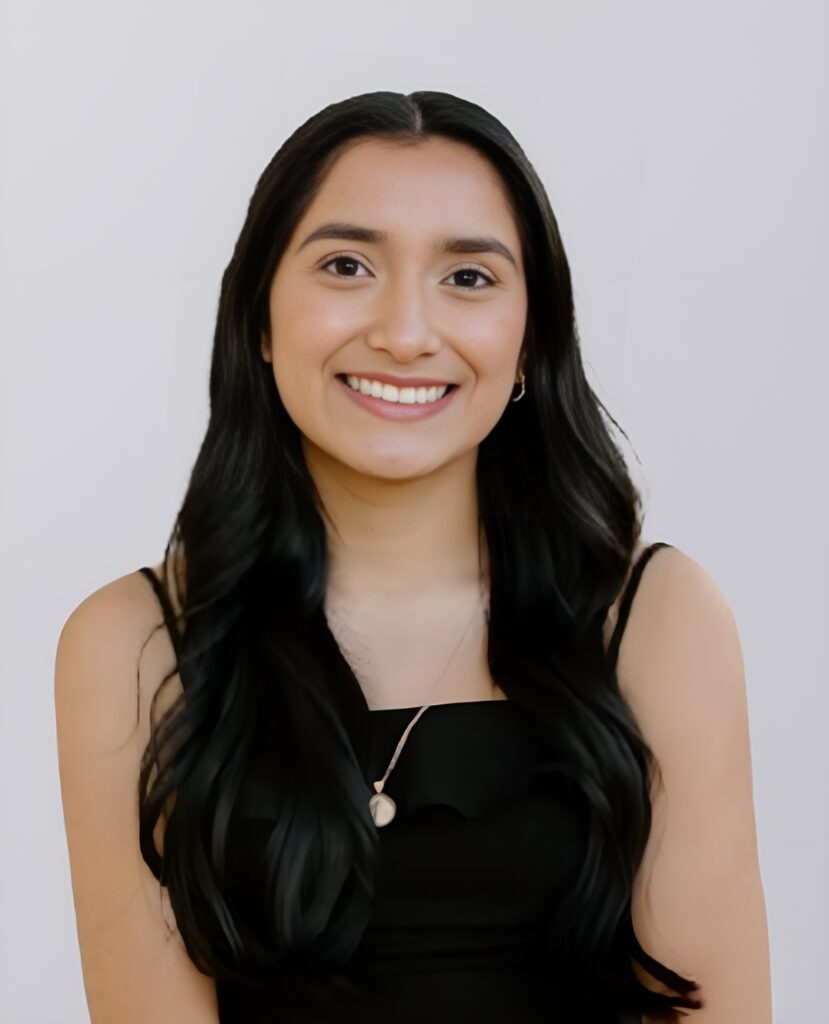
top-left (335, 374), bottom-right (459, 421)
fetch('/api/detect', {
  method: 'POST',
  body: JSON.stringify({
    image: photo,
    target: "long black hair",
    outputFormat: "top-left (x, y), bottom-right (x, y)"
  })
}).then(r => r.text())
top-left (137, 90), bottom-right (703, 1021)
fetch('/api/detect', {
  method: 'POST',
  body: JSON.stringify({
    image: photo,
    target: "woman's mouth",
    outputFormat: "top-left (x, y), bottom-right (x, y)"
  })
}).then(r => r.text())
top-left (335, 374), bottom-right (459, 420)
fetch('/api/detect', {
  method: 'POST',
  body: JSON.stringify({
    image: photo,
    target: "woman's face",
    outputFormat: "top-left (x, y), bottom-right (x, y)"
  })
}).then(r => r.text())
top-left (262, 135), bottom-right (528, 480)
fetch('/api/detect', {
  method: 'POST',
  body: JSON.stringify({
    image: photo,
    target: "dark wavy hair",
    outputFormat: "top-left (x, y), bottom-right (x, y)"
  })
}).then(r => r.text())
top-left (136, 89), bottom-right (704, 1021)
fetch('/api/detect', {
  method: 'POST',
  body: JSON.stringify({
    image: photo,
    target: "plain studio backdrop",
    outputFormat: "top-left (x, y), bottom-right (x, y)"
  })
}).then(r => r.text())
top-left (0, 1), bottom-right (824, 1020)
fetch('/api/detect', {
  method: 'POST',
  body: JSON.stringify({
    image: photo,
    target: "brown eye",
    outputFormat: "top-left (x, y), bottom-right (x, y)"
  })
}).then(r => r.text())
top-left (446, 267), bottom-right (496, 290)
top-left (320, 255), bottom-right (368, 279)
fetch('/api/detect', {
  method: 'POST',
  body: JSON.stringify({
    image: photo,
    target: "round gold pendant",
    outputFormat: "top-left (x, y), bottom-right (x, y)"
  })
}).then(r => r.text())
top-left (369, 791), bottom-right (397, 827)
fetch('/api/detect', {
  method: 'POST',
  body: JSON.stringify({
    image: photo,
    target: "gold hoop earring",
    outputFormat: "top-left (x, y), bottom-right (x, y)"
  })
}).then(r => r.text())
top-left (510, 371), bottom-right (526, 403)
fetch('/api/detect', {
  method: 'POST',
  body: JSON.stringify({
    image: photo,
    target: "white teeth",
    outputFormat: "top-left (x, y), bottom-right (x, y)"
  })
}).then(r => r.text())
top-left (344, 375), bottom-right (450, 404)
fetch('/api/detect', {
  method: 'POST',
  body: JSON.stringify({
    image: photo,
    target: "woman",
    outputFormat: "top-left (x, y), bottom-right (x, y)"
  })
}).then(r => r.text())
top-left (55, 91), bottom-right (771, 1023)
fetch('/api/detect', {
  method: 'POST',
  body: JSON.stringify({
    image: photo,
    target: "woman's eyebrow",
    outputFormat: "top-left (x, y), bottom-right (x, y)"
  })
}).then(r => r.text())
top-left (296, 221), bottom-right (517, 269)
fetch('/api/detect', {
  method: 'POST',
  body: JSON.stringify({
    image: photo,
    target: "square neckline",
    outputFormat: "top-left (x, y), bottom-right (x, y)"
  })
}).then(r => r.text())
top-left (368, 697), bottom-right (513, 713)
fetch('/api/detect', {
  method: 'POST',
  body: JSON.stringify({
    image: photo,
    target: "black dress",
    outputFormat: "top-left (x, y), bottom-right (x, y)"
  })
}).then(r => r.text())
top-left (138, 541), bottom-right (671, 1023)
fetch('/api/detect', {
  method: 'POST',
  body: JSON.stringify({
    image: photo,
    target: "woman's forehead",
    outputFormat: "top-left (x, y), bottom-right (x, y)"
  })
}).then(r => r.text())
top-left (306, 138), bottom-right (519, 230)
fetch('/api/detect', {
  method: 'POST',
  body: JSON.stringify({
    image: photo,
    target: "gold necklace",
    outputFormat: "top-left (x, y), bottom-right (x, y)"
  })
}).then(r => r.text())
top-left (368, 579), bottom-right (487, 827)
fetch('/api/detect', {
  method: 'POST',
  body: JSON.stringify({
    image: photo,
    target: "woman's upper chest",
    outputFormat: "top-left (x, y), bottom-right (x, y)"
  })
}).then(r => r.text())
top-left (323, 580), bottom-right (505, 711)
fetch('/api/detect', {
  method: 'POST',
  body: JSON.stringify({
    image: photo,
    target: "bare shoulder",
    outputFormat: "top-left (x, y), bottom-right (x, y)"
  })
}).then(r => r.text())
top-left (612, 542), bottom-right (740, 705)
top-left (60, 561), bottom-right (176, 645)
top-left (57, 565), bottom-right (183, 743)
top-left (602, 538), bottom-right (745, 750)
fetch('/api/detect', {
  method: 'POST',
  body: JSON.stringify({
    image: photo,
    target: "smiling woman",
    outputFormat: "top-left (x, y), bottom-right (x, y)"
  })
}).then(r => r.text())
top-left (56, 89), bottom-right (770, 1024)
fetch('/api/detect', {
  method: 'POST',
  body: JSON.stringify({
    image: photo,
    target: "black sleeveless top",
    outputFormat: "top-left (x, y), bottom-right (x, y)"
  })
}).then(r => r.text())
top-left (138, 541), bottom-right (671, 1023)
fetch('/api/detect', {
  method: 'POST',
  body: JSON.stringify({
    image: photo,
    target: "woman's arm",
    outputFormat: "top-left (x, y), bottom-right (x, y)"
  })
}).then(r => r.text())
top-left (55, 574), bottom-right (220, 1024)
top-left (617, 546), bottom-right (772, 1023)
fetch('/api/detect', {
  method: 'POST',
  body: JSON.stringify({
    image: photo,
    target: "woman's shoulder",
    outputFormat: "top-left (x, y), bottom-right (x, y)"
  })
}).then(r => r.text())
top-left (619, 540), bottom-right (726, 630)
top-left (61, 564), bottom-right (169, 647)
top-left (609, 539), bottom-right (741, 712)
top-left (57, 562), bottom-right (186, 746)
top-left (602, 538), bottom-right (727, 672)
top-left (65, 561), bottom-right (181, 641)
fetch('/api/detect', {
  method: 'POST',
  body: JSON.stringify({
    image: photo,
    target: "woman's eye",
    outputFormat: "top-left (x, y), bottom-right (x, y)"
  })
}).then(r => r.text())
top-left (320, 255), bottom-right (369, 279)
top-left (446, 267), bottom-right (496, 290)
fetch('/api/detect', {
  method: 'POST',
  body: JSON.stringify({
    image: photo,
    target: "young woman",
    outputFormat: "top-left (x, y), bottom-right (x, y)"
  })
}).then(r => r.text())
top-left (55, 91), bottom-right (771, 1023)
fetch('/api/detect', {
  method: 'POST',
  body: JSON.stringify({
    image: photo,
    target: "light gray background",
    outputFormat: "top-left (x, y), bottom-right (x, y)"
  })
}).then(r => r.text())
top-left (1, 1), bottom-right (825, 1020)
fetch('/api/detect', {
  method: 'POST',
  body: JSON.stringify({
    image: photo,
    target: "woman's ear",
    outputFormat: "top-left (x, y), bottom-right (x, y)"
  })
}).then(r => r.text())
top-left (261, 330), bottom-right (272, 364)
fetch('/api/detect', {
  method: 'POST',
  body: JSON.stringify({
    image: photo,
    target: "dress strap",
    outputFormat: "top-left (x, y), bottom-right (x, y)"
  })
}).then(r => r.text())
top-left (606, 542), bottom-right (673, 671)
top-left (138, 566), bottom-right (183, 659)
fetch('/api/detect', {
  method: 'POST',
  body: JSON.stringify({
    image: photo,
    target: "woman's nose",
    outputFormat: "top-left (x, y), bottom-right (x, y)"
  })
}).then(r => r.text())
top-left (366, 277), bottom-right (442, 360)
